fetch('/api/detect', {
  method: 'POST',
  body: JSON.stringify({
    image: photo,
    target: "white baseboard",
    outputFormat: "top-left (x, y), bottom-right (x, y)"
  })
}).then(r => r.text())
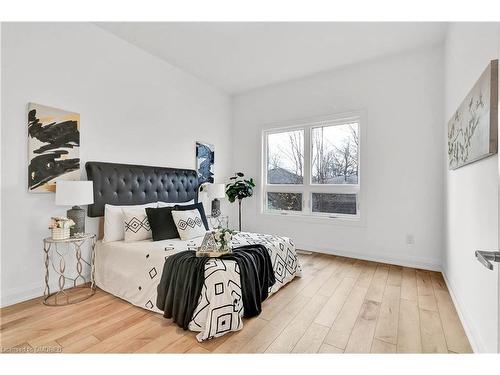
top-left (1, 273), bottom-right (91, 308)
top-left (298, 244), bottom-right (441, 271)
top-left (440, 267), bottom-right (483, 353)
top-left (1, 281), bottom-right (47, 308)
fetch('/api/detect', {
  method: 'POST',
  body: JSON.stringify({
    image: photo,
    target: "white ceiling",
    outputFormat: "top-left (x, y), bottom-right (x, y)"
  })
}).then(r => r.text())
top-left (97, 22), bottom-right (447, 94)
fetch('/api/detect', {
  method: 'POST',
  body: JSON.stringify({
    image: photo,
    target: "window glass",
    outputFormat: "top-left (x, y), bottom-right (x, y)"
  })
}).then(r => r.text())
top-left (312, 193), bottom-right (357, 215)
top-left (311, 123), bottom-right (359, 184)
top-left (267, 130), bottom-right (304, 184)
top-left (267, 192), bottom-right (302, 212)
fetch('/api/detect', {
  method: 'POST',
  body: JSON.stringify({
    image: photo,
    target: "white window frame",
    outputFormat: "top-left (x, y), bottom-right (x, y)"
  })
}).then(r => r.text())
top-left (261, 111), bottom-right (364, 222)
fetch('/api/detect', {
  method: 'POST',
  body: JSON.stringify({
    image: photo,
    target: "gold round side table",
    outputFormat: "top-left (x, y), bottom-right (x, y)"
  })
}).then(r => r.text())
top-left (42, 233), bottom-right (96, 306)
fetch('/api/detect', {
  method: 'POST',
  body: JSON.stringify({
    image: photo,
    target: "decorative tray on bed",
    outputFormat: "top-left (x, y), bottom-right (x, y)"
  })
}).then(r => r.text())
top-left (196, 231), bottom-right (233, 258)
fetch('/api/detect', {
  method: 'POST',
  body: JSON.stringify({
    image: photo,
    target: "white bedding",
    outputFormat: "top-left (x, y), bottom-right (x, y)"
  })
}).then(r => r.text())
top-left (95, 232), bottom-right (302, 341)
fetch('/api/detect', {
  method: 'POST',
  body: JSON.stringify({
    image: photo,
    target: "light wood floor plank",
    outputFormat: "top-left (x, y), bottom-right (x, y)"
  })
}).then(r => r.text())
top-left (160, 335), bottom-right (198, 353)
top-left (401, 267), bottom-right (418, 301)
top-left (292, 323), bottom-right (330, 353)
top-left (318, 343), bottom-right (344, 353)
top-left (134, 325), bottom-right (188, 353)
top-left (266, 294), bottom-right (328, 353)
top-left (387, 265), bottom-right (403, 287)
top-left (365, 265), bottom-right (389, 303)
top-left (238, 293), bottom-right (311, 353)
top-left (344, 300), bottom-right (381, 353)
top-left (82, 315), bottom-right (157, 353)
top-left (313, 277), bottom-right (357, 327)
top-left (323, 285), bottom-right (369, 349)
top-left (433, 288), bottom-right (472, 353)
top-left (416, 270), bottom-right (438, 312)
top-left (300, 259), bottom-right (342, 298)
top-left (397, 299), bottom-right (422, 353)
top-left (354, 261), bottom-right (377, 289)
top-left (186, 345), bottom-right (211, 354)
top-left (63, 335), bottom-right (100, 353)
top-left (316, 258), bottom-right (350, 297)
top-left (213, 317), bottom-right (268, 353)
top-left (371, 338), bottom-right (397, 353)
top-left (420, 309), bottom-right (448, 353)
top-left (374, 285), bottom-right (401, 345)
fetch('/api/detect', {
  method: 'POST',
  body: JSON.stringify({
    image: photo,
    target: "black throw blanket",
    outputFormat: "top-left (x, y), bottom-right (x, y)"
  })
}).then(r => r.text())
top-left (156, 244), bottom-right (276, 330)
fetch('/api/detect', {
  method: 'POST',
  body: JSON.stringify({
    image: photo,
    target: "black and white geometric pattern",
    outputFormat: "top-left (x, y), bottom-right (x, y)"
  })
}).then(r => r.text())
top-left (177, 217), bottom-right (203, 230)
top-left (131, 231), bottom-right (302, 342)
top-left (187, 232), bottom-right (302, 341)
top-left (123, 211), bottom-right (152, 242)
top-left (125, 216), bottom-right (150, 233)
top-left (171, 209), bottom-right (207, 241)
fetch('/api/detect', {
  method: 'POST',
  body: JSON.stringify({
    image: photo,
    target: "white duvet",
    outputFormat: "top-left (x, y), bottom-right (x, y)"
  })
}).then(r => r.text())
top-left (95, 231), bottom-right (301, 341)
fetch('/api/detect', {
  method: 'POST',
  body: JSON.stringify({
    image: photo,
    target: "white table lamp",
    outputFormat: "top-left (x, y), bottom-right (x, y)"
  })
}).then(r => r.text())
top-left (55, 181), bottom-right (94, 236)
top-left (206, 183), bottom-right (226, 217)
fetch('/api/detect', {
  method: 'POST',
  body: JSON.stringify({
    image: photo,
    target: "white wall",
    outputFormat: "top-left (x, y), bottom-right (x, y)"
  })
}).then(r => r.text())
top-left (443, 22), bottom-right (500, 353)
top-left (0, 23), bottom-right (232, 307)
top-left (232, 45), bottom-right (444, 270)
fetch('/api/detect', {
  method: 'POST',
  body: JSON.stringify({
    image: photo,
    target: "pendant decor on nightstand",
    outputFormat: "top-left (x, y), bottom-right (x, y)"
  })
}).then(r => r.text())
top-left (48, 217), bottom-right (74, 240)
top-left (206, 183), bottom-right (226, 217)
top-left (55, 180), bottom-right (94, 236)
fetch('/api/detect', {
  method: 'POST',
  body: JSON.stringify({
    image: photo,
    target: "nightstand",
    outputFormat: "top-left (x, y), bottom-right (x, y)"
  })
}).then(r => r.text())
top-left (42, 233), bottom-right (96, 306)
top-left (207, 215), bottom-right (229, 230)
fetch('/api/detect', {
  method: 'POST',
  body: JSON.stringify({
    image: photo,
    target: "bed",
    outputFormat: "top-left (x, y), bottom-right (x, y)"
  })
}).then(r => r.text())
top-left (86, 161), bottom-right (301, 341)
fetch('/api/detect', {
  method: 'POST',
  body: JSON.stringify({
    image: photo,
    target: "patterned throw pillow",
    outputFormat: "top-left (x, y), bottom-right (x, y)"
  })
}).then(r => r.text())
top-left (171, 209), bottom-right (207, 241)
top-left (103, 202), bottom-right (157, 242)
top-left (123, 209), bottom-right (152, 242)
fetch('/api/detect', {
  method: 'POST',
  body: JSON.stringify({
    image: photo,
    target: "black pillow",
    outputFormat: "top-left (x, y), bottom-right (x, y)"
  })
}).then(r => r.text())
top-left (145, 206), bottom-right (179, 241)
top-left (173, 202), bottom-right (209, 230)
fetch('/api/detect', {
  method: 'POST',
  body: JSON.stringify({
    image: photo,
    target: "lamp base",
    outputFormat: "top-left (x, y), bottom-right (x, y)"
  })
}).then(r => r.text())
top-left (211, 198), bottom-right (221, 217)
top-left (67, 206), bottom-right (85, 237)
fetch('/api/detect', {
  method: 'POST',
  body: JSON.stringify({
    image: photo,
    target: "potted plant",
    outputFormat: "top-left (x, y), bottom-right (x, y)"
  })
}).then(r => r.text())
top-left (226, 172), bottom-right (255, 231)
top-left (48, 217), bottom-right (75, 240)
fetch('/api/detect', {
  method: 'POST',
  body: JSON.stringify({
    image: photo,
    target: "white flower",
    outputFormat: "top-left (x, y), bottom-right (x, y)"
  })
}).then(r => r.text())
top-left (214, 232), bottom-right (222, 241)
top-left (223, 232), bottom-right (232, 241)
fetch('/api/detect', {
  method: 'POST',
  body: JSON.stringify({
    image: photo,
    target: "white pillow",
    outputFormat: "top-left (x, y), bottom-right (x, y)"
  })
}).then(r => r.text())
top-left (123, 209), bottom-right (152, 242)
top-left (158, 199), bottom-right (194, 208)
top-left (171, 209), bottom-right (207, 240)
top-left (103, 202), bottom-right (158, 242)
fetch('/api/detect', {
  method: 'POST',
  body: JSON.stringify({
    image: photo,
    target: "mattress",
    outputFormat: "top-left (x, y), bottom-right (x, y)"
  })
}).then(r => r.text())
top-left (95, 231), bottom-right (302, 341)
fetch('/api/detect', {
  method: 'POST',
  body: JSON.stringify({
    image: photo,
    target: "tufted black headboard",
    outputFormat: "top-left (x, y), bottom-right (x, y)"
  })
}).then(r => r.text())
top-left (85, 161), bottom-right (199, 217)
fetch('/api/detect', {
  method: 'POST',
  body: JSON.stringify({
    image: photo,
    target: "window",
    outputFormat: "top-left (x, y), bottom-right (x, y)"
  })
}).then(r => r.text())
top-left (263, 114), bottom-right (361, 219)
top-left (267, 129), bottom-right (304, 184)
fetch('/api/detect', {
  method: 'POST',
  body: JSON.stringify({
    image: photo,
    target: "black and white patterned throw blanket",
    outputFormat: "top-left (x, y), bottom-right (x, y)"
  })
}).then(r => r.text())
top-left (156, 245), bottom-right (276, 330)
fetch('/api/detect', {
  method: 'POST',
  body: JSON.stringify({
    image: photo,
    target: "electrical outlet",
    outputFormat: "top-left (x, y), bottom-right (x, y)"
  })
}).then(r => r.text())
top-left (406, 234), bottom-right (415, 245)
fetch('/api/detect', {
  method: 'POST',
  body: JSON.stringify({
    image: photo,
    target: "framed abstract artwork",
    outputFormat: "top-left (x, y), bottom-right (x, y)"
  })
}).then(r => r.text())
top-left (196, 141), bottom-right (214, 184)
top-left (447, 59), bottom-right (498, 170)
top-left (27, 103), bottom-right (81, 192)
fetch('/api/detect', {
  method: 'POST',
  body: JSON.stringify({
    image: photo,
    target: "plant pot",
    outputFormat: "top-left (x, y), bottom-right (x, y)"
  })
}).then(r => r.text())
top-left (52, 228), bottom-right (70, 240)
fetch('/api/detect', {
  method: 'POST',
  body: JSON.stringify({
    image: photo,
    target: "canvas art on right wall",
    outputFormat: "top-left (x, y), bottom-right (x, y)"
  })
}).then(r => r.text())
top-left (447, 59), bottom-right (498, 170)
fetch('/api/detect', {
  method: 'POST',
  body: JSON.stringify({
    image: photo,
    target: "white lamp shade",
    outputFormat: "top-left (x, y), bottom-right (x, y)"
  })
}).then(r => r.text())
top-left (206, 183), bottom-right (226, 199)
top-left (55, 181), bottom-right (94, 206)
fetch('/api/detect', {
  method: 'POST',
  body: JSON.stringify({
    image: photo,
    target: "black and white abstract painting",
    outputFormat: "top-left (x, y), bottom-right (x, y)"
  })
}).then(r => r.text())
top-left (196, 141), bottom-right (214, 184)
top-left (28, 103), bottom-right (80, 192)
top-left (447, 59), bottom-right (498, 170)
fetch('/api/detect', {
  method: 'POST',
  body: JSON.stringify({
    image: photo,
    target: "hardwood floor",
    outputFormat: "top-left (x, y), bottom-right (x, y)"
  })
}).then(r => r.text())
top-left (0, 252), bottom-right (472, 354)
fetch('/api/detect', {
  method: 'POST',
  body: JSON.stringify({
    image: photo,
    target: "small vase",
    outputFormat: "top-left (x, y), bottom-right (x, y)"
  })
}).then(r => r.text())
top-left (52, 228), bottom-right (70, 240)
